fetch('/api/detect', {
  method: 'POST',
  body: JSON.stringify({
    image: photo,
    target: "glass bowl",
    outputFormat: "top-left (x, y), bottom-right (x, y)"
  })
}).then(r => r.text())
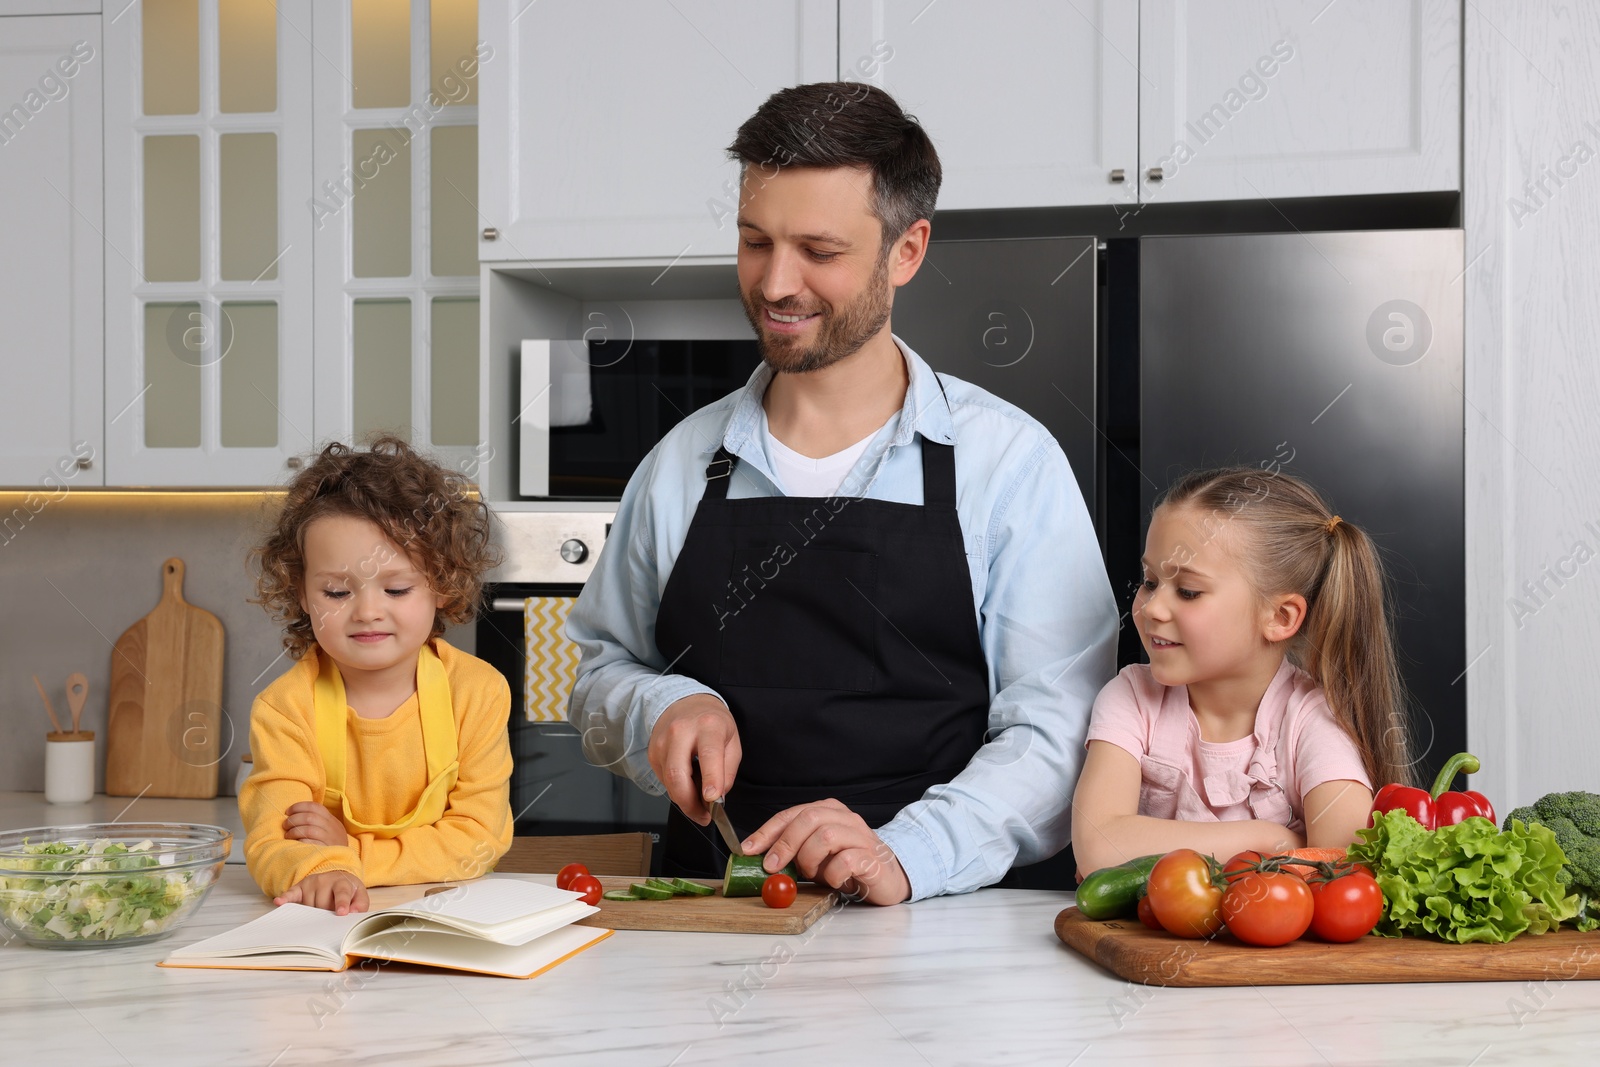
top-left (0, 822), bottom-right (231, 949)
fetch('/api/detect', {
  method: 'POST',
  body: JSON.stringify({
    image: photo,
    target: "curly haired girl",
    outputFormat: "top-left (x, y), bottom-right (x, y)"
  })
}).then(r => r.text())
top-left (1071, 466), bottom-right (1413, 876)
top-left (240, 436), bottom-right (511, 913)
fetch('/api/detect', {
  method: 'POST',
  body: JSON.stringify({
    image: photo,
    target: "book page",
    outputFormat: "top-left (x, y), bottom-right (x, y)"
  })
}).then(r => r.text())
top-left (352, 925), bottom-right (613, 979)
top-left (382, 878), bottom-right (580, 925)
top-left (348, 900), bottom-right (595, 953)
top-left (164, 903), bottom-right (354, 967)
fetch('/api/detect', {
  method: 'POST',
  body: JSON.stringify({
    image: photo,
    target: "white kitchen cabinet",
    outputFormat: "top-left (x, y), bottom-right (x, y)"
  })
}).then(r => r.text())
top-left (0, 14), bottom-right (103, 490)
top-left (1138, 0), bottom-right (1460, 203)
top-left (836, 0), bottom-right (1139, 210)
top-left (478, 0), bottom-right (837, 263)
top-left (103, 0), bottom-right (316, 487)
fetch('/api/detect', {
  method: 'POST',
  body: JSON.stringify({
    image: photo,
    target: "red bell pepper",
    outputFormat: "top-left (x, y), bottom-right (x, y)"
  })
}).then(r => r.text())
top-left (1370, 752), bottom-right (1495, 829)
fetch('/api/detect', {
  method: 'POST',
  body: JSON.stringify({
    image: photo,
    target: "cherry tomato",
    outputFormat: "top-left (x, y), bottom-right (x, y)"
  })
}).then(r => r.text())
top-left (761, 873), bottom-right (798, 909)
top-left (1145, 849), bottom-right (1224, 939)
top-left (1309, 870), bottom-right (1384, 942)
top-left (1136, 894), bottom-right (1162, 931)
top-left (556, 863), bottom-right (589, 891)
top-left (1221, 870), bottom-right (1314, 946)
top-left (568, 873), bottom-right (602, 906)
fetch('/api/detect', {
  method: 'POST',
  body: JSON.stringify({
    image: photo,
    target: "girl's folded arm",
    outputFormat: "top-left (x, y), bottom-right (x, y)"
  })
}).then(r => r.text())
top-left (1070, 740), bottom-right (1302, 878)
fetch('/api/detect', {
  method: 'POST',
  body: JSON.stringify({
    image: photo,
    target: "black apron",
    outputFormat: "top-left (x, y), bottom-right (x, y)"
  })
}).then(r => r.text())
top-left (653, 433), bottom-right (992, 877)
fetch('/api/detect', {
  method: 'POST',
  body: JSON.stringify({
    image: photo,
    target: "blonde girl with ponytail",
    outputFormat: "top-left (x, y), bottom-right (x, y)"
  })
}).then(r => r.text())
top-left (1070, 467), bottom-right (1412, 876)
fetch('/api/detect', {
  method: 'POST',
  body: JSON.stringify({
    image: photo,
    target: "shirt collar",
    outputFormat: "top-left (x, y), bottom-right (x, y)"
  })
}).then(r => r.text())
top-left (712, 333), bottom-right (958, 456)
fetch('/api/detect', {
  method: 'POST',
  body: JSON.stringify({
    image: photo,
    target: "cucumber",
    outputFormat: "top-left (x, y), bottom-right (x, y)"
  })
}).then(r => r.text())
top-left (645, 877), bottom-right (685, 895)
top-left (630, 882), bottom-right (675, 900)
top-left (601, 889), bottom-right (640, 902)
top-left (721, 853), bottom-right (799, 898)
top-left (1075, 854), bottom-right (1164, 920)
top-left (670, 878), bottom-right (716, 897)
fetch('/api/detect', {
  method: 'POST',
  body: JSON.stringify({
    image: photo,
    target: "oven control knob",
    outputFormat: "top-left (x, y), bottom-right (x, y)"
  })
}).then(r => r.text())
top-left (559, 539), bottom-right (589, 565)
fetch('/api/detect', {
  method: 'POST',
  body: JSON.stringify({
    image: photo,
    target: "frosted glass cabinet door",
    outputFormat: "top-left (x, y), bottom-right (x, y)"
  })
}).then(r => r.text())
top-left (103, 0), bottom-right (316, 486)
top-left (836, 0), bottom-right (1140, 211)
top-left (478, 0), bottom-right (840, 262)
top-left (0, 15), bottom-right (103, 489)
top-left (1137, 0), bottom-right (1460, 203)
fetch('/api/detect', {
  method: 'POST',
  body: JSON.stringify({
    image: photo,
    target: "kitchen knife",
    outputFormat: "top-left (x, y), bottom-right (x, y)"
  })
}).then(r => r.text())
top-left (710, 799), bottom-right (746, 856)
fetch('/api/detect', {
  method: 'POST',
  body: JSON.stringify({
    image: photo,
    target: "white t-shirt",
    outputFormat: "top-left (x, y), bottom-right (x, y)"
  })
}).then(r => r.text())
top-left (765, 427), bottom-right (877, 497)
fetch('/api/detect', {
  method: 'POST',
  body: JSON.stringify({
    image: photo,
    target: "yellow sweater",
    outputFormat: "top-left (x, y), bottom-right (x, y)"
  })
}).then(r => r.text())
top-left (239, 638), bottom-right (514, 898)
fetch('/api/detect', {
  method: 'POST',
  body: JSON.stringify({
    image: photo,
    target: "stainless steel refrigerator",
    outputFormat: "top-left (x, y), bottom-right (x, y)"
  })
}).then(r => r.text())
top-left (894, 230), bottom-right (1465, 882)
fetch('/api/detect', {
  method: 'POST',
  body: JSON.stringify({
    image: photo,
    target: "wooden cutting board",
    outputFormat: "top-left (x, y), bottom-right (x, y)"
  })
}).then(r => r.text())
top-left (574, 876), bottom-right (841, 934)
top-left (1056, 906), bottom-right (1600, 987)
top-left (105, 558), bottom-right (226, 798)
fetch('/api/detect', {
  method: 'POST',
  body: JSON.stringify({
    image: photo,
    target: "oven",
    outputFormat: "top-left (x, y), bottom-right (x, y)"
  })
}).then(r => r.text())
top-left (476, 508), bottom-right (669, 852)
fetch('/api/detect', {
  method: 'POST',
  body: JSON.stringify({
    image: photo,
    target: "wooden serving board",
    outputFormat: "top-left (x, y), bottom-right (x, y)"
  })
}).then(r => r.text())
top-left (1056, 906), bottom-right (1600, 987)
top-left (106, 558), bottom-right (226, 798)
top-left (575, 877), bottom-right (840, 935)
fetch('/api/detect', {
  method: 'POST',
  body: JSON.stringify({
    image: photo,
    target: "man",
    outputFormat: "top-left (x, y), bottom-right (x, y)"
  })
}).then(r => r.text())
top-left (569, 82), bottom-right (1117, 904)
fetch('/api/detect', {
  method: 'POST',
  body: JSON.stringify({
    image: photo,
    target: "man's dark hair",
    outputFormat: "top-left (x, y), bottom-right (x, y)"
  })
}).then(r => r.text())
top-left (727, 82), bottom-right (941, 253)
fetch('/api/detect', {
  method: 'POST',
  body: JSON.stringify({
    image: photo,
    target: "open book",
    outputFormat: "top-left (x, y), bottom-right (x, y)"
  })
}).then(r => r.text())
top-left (160, 878), bottom-right (612, 979)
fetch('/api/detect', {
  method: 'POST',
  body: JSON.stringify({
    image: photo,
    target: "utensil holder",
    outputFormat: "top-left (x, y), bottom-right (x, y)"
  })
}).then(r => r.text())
top-left (45, 732), bottom-right (95, 804)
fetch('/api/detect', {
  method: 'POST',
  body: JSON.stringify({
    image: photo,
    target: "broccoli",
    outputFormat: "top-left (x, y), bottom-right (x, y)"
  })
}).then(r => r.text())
top-left (1504, 791), bottom-right (1600, 899)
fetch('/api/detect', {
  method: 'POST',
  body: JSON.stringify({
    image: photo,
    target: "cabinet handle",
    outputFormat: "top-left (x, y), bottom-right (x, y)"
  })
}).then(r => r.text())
top-left (286, 456), bottom-right (303, 470)
top-left (1146, 167), bottom-right (1165, 181)
top-left (1109, 168), bottom-right (1126, 183)
top-left (75, 456), bottom-right (92, 470)
top-left (482, 227), bottom-right (499, 241)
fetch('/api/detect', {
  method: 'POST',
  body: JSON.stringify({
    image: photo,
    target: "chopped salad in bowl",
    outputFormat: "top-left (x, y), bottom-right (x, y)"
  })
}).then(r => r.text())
top-left (0, 823), bottom-right (230, 948)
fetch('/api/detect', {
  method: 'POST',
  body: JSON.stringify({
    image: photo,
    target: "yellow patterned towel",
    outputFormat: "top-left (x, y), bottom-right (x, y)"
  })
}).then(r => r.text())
top-left (523, 596), bottom-right (581, 722)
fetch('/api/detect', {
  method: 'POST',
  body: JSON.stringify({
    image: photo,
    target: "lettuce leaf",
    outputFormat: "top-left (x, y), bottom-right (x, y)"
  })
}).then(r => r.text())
top-left (1348, 810), bottom-right (1584, 943)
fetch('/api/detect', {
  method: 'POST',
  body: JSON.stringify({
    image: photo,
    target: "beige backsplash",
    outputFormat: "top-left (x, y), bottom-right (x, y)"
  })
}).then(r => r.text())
top-left (0, 492), bottom-right (475, 797)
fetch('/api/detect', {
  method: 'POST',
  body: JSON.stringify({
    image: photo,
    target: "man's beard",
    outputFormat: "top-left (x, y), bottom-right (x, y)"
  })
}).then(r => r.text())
top-left (740, 252), bottom-right (892, 375)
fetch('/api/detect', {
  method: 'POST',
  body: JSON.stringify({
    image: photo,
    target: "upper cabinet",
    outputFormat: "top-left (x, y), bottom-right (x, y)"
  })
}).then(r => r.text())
top-left (0, 14), bottom-right (103, 489)
top-left (103, 0), bottom-right (316, 487)
top-left (1137, 0), bottom-right (1460, 203)
top-left (837, 0), bottom-right (1140, 211)
top-left (478, 0), bottom-right (837, 263)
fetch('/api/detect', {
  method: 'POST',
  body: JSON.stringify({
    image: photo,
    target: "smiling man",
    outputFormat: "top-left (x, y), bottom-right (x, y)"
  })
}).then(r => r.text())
top-left (569, 83), bottom-right (1118, 904)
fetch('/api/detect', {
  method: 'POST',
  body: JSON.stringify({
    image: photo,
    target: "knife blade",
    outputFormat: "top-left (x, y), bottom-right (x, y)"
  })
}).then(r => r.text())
top-left (710, 798), bottom-right (746, 856)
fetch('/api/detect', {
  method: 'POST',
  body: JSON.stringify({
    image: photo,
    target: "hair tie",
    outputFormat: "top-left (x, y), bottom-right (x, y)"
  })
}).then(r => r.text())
top-left (1325, 515), bottom-right (1343, 535)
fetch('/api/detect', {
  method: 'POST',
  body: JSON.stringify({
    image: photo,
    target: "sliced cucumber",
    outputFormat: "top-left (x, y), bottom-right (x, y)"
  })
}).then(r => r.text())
top-left (601, 889), bottom-right (641, 902)
top-left (630, 882), bottom-right (676, 901)
top-left (722, 853), bottom-right (797, 897)
top-left (671, 878), bottom-right (716, 897)
top-left (644, 877), bottom-right (685, 895)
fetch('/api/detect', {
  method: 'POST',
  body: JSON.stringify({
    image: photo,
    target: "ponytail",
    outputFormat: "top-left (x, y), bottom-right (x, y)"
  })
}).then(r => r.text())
top-left (1156, 467), bottom-right (1414, 787)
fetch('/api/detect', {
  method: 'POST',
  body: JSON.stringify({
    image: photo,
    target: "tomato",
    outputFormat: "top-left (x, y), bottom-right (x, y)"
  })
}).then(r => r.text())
top-left (761, 873), bottom-right (798, 909)
top-left (1309, 870), bottom-right (1384, 942)
top-left (1221, 871), bottom-right (1314, 947)
top-left (568, 873), bottom-right (602, 906)
top-left (1222, 850), bottom-right (1266, 885)
top-left (1145, 849), bottom-right (1224, 939)
top-left (556, 863), bottom-right (589, 891)
top-left (1136, 894), bottom-right (1162, 931)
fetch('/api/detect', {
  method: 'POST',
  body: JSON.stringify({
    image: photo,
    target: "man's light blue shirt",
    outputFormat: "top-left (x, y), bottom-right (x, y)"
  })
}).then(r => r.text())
top-left (566, 336), bottom-right (1119, 900)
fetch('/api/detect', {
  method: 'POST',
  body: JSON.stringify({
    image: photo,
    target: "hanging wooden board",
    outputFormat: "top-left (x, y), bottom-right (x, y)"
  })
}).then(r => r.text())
top-left (105, 558), bottom-right (226, 798)
top-left (1056, 906), bottom-right (1600, 987)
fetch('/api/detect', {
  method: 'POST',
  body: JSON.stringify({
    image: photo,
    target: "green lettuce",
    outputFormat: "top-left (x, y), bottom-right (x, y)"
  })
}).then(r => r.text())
top-left (1348, 810), bottom-right (1587, 943)
top-left (0, 838), bottom-right (212, 943)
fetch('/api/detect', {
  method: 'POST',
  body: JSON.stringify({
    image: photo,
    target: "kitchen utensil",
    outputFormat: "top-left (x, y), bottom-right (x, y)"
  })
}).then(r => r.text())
top-left (710, 798), bottom-right (746, 856)
top-left (576, 876), bottom-right (838, 935)
top-left (64, 672), bottom-right (88, 733)
top-left (105, 558), bottom-right (226, 798)
top-left (1055, 906), bottom-right (1600, 986)
top-left (32, 674), bottom-right (63, 733)
top-left (0, 822), bottom-right (229, 947)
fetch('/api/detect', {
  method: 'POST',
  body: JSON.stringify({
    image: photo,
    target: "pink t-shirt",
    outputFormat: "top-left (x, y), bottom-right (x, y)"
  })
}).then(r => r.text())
top-left (1084, 660), bottom-right (1371, 834)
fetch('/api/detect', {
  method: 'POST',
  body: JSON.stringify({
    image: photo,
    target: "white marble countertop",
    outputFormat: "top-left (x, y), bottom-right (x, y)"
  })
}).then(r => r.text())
top-left (0, 791), bottom-right (246, 864)
top-left (4, 795), bottom-right (1600, 1065)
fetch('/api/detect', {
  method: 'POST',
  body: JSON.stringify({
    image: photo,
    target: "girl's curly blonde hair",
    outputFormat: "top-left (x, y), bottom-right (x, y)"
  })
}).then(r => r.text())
top-left (252, 435), bottom-right (501, 658)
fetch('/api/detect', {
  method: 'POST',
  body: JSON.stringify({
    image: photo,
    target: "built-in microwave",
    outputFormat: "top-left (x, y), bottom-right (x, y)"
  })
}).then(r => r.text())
top-left (518, 336), bottom-right (760, 498)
